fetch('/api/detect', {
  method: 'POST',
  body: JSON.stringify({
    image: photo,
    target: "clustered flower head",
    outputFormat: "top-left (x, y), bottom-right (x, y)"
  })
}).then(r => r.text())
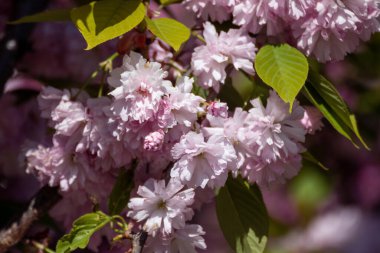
top-left (186, 0), bottom-right (380, 62)
top-left (21, 0), bottom-right (379, 251)
top-left (191, 22), bottom-right (257, 91)
top-left (26, 50), bottom-right (315, 251)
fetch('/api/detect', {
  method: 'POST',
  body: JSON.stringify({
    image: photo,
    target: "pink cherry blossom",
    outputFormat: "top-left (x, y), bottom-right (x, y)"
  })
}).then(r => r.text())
top-left (108, 51), bottom-right (172, 123)
top-left (145, 224), bottom-right (207, 253)
top-left (167, 77), bottom-right (205, 127)
top-left (191, 22), bottom-right (256, 91)
top-left (207, 101), bottom-right (228, 119)
top-left (345, 0), bottom-right (380, 40)
top-left (127, 179), bottom-right (195, 236)
top-left (273, 0), bottom-right (316, 21)
top-left (149, 39), bottom-right (174, 63)
top-left (204, 108), bottom-right (251, 169)
top-left (246, 91), bottom-right (306, 163)
top-left (293, 0), bottom-right (380, 62)
top-left (183, 0), bottom-right (234, 23)
top-left (26, 136), bottom-right (114, 192)
top-left (232, 0), bottom-right (285, 35)
top-left (171, 131), bottom-right (237, 189)
top-left (242, 154), bottom-right (302, 188)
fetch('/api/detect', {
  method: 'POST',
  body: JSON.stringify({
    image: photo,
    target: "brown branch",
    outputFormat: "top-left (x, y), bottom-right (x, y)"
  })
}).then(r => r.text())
top-left (131, 231), bottom-right (148, 253)
top-left (0, 186), bottom-right (61, 253)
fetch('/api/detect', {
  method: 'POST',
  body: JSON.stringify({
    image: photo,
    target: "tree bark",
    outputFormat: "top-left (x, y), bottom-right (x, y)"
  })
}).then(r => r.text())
top-left (0, 186), bottom-right (61, 253)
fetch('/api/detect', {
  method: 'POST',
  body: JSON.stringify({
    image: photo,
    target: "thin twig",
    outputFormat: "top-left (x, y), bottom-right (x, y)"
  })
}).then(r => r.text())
top-left (0, 186), bottom-right (61, 253)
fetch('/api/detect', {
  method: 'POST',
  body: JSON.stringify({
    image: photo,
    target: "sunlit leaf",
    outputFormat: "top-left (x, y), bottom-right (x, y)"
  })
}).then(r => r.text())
top-left (255, 44), bottom-right (309, 110)
top-left (145, 17), bottom-right (190, 51)
top-left (56, 211), bottom-right (112, 253)
top-left (70, 0), bottom-right (146, 50)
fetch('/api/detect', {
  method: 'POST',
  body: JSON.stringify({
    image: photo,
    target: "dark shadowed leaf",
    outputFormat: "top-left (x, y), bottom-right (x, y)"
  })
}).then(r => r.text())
top-left (303, 70), bottom-right (369, 149)
top-left (302, 151), bottom-right (329, 171)
top-left (216, 176), bottom-right (268, 253)
top-left (10, 9), bottom-right (71, 24)
top-left (218, 77), bottom-right (245, 110)
top-left (108, 168), bottom-right (134, 215)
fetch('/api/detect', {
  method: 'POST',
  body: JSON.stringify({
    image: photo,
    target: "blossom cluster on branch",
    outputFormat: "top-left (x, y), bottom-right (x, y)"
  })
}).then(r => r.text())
top-left (185, 0), bottom-right (380, 62)
top-left (26, 50), bottom-right (318, 251)
top-left (4, 0), bottom-right (376, 252)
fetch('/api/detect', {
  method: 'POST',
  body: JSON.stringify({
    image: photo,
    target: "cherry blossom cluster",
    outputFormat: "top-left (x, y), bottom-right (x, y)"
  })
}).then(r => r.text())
top-left (185, 0), bottom-right (380, 62)
top-left (1, 0), bottom-right (377, 252)
top-left (24, 50), bottom-right (323, 251)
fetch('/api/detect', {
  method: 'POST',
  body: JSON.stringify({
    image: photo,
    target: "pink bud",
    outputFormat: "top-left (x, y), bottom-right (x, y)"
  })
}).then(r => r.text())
top-left (144, 130), bottom-right (165, 151)
top-left (207, 101), bottom-right (228, 118)
top-left (301, 106), bottom-right (324, 134)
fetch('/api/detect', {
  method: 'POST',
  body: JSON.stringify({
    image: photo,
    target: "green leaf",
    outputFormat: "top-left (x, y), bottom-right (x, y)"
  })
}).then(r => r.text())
top-left (145, 17), bottom-right (190, 51)
top-left (56, 211), bottom-right (112, 253)
top-left (108, 168), bottom-right (134, 215)
top-left (216, 176), bottom-right (268, 253)
top-left (218, 77), bottom-right (245, 110)
top-left (303, 70), bottom-right (369, 149)
top-left (255, 44), bottom-right (309, 110)
top-left (70, 0), bottom-right (146, 50)
top-left (9, 9), bottom-right (71, 24)
top-left (159, 0), bottom-right (183, 5)
top-left (231, 71), bottom-right (255, 103)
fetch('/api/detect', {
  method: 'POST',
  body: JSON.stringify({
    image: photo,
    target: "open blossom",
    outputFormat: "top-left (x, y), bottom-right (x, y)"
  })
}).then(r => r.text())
top-left (243, 154), bottom-right (302, 187)
top-left (107, 52), bottom-right (204, 156)
top-left (108, 51), bottom-right (172, 123)
top-left (127, 179), bottom-right (195, 236)
top-left (38, 87), bottom-right (71, 121)
top-left (106, 51), bottom-right (172, 151)
top-left (345, 0), bottom-right (380, 40)
top-left (232, 0), bottom-right (285, 36)
top-left (191, 22), bottom-right (256, 91)
top-left (25, 137), bottom-right (112, 192)
top-left (183, 0), bottom-right (234, 23)
top-left (246, 91), bottom-right (306, 163)
top-left (167, 77), bottom-right (205, 127)
top-left (204, 96), bottom-right (305, 188)
top-left (51, 96), bottom-right (87, 137)
top-left (275, 0), bottom-right (316, 21)
top-left (38, 87), bottom-right (129, 170)
top-left (207, 101), bottom-right (228, 119)
top-left (149, 39), bottom-right (173, 63)
top-left (171, 131), bottom-right (237, 189)
top-left (293, 0), bottom-right (380, 62)
top-left (145, 224), bottom-right (207, 253)
top-left (204, 108), bottom-right (250, 169)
